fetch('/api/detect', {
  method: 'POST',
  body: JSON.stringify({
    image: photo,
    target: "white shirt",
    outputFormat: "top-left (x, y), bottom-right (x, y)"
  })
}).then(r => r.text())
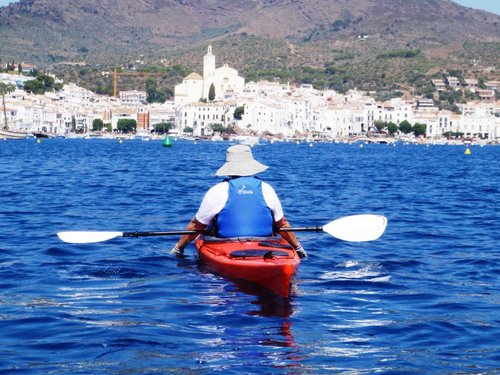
top-left (195, 180), bottom-right (284, 225)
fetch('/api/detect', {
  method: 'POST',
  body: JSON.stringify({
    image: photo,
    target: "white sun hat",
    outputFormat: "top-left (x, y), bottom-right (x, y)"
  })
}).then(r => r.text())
top-left (215, 145), bottom-right (268, 177)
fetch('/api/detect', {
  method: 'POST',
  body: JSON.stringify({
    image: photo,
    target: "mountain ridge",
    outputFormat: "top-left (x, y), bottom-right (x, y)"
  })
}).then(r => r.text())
top-left (1, 0), bottom-right (499, 64)
top-left (0, 0), bottom-right (498, 96)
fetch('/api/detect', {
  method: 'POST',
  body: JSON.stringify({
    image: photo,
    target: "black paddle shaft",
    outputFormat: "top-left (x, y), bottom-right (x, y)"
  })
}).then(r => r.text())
top-left (123, 230), bottom-right (199, 237)
top-left (122, 226), bottom-right (323, 238)
top-left (280, 226), bottom-right (323, 232)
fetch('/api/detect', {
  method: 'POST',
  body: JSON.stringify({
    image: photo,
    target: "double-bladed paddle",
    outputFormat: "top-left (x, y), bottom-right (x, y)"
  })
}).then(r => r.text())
top-left (57, 214), bottom-right (387, 244)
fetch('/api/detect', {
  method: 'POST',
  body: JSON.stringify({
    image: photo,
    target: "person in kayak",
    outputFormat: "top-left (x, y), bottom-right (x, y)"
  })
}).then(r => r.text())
top-left (171, 144), bottom-right (307, 258)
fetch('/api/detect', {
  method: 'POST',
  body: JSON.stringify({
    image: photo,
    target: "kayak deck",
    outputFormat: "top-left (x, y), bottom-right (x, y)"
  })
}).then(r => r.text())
top-left (195, 236), bottom-right (300, 298)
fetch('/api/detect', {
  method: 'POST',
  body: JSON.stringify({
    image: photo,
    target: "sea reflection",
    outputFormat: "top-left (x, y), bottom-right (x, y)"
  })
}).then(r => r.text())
top-left (191, 271), bottom-right (305, 371)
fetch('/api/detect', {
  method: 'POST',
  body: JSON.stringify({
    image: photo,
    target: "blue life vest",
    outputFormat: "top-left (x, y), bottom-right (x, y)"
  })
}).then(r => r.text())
top-left (216, 177), bottom-right (274, 237)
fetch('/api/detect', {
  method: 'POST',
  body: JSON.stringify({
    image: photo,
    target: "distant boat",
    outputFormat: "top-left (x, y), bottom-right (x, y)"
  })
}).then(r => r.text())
top-left (463, 138), bottom-right (473, 145)
top-left (1, 84), bottom-right (32, 140)
top-left (211, 134), bottom-right (223, 141)
top-left (234, 135), bottom-right (260, 146)
top-left (0, 128), bottom-right (32, 140)
top-left (33, 131), bottom-right (51, 139)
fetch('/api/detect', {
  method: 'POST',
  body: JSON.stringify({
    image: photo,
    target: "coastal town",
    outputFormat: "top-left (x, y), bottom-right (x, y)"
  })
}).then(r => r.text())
top-left (1, 46), bottom-right (499, 144)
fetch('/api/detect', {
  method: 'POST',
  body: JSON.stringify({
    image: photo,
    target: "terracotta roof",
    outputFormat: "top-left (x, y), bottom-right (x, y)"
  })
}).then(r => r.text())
top-left (184, 72), bottom-right (202, 80)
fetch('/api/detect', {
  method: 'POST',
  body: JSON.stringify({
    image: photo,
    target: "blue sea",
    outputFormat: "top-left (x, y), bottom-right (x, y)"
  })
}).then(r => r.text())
top-left (0, 138), bottom-right (498, 374)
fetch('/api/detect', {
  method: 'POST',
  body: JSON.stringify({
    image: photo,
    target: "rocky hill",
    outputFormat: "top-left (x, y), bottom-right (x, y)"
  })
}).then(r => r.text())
top-left (1, 0), bottom-right (499, 96)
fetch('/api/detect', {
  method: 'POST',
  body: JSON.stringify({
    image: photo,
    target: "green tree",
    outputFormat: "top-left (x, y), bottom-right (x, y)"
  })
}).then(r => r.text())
top-left (377, 49), bottom-right (420, 59)
top-left (23, 74), bottom-right (62, 94)
top-left (448, 69), bottom-right (464, 82)
top-left (234, 106), bottom-right (244, 120)
top-left (0, 82), bottom-right (15, 95)
top-left (211, 123), bottom-right (225, 133)
top-left (183, 126), bottom-right (193, 133)
top-left (92, 118), bottom-right (104, 131)
top-left (413, 123), bottom-right (427, 137)
top-left (399, 120), bottom-right (413, 134)
top-left (23, 79), bottom-right (45, 94)
top-left (117, 119), bottom-right (137, 133)
top-left (38, 74), bottom-right (56, 90)
top-left (154, 122), bottom-right (173, 134)
top-left (208, 83), bottom-right (216, 101)
top-left (443, 131), bottom-right (464, 139)
top-left (387, 122), bottom-right (398, 136)
top-left (146, 78), bottom-right (165, 103)
top-left (373, 120), bottom-right (387, 132)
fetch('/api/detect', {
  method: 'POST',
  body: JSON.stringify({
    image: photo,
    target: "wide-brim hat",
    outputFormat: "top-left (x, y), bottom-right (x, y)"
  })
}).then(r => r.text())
top-left (215, 145), bottom-right (268, 177)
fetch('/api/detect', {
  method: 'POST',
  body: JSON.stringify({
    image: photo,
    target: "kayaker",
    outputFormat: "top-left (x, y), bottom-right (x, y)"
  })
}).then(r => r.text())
top-left (171, 144), bottom-right (307, 258)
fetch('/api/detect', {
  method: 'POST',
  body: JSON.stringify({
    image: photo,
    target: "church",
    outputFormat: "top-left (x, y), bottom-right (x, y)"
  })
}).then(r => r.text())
top-left (174, 46), bottom-right (245, 107)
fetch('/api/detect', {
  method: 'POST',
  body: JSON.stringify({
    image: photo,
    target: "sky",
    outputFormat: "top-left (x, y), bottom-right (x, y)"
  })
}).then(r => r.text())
top-left (0, 0), bottom-right (498, 15)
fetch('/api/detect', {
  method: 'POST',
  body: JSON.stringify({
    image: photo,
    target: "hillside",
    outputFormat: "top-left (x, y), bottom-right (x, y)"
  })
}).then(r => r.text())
top-left (1, 0), bottom-right (499, 96)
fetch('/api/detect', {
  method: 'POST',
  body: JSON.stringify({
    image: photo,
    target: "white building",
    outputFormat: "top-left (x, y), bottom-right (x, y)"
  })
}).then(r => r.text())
top-left (240, 96), bottom-right (305, 137)
top-left (60, 83), bottom-right (95, 107)
top-left (38, 105), bottom-right (72, 135)
top-left (174, 72), bottom-right (203, 107)
top-left (242, 80), bottom-right (291, 100)
top-left (149, 101), bottom-right (176, 126)
top-left (446, 76), bottom-right (461, 89)
top-left (202, 45), bottom-right (245, 101)
top-left (178, 102), bottom-right (227, 137)
top-left (242, 99), bottom-right (289, 136)
top-left (174, 46), bottom-right (245, 106)
top-left (313, 105), bottom-right (352, 137)
top-left (111, 109), bottom-right (136, 131)
top-left (424, 111), bottom-right (456, 139)
top-left (0, 73), bottom-right (32, 89)
top-left (457, 102), bottom-right (498, 139)
top-left (119, 90), bottom-right (146, 106)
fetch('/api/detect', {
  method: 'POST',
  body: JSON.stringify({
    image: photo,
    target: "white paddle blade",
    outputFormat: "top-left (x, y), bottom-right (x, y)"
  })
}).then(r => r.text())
top-left (322, 214), bottom-right (387, 242)
top-left (57, 231), bottom-right (123, 244)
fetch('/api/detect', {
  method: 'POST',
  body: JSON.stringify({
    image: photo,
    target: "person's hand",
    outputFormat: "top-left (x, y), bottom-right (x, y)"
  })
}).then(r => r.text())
top-left (170, 245), bottom-right (183, 256)
top-left (295, 244), bottom-right (307, 259)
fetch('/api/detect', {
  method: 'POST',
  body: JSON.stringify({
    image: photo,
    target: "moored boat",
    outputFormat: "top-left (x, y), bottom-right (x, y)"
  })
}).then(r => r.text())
top-left (196, 236), bottom-right (300, 298)
top-left (0, 128), bottom-right (32, 139)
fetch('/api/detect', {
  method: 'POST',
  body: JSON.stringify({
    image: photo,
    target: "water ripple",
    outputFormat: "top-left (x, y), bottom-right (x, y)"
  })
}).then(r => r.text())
top-left (0, 140), bottom-right (498, 373)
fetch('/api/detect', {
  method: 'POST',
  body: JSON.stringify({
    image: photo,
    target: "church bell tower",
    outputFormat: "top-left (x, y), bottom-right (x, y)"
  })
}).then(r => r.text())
top-left (203, 45), bottom-right (216, 79)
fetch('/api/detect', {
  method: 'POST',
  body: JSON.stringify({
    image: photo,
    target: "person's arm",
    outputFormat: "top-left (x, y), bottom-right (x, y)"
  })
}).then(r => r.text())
top-left (171, 217), bottom-right (207, 255)
top-left (276, 216), bottom-right (307, 258)
top-left (275, 216), bottom-right (299, 247)
top-left (171, 182), bottom-right (227, 255)
top-left (263, 182), bottom-right (307, 258)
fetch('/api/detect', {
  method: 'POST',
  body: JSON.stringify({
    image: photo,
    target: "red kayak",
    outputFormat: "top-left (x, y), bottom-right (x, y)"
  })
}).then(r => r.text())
top-left (195, 236), bottom-right (300, 298)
